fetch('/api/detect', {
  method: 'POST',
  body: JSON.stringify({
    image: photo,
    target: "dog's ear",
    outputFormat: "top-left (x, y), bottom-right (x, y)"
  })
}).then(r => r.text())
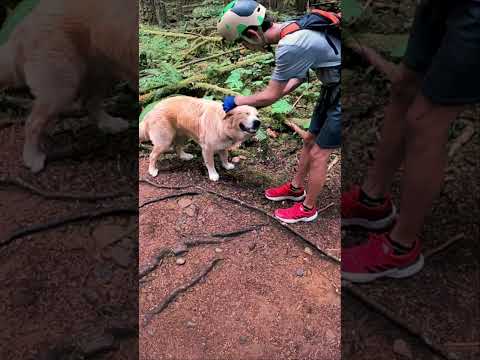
top-left (223, 111), bottom-right (235, 121)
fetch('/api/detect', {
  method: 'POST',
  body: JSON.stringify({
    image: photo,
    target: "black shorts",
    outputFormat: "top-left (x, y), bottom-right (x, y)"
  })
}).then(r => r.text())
top-left (310, 67), bottom-right (341, 149)
top-left (404, 0), bottom-right (480, 105)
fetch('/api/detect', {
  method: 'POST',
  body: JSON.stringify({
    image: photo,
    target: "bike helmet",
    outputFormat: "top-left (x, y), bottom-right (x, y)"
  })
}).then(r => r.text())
top-left (218, 0), bottom-right (267, 42)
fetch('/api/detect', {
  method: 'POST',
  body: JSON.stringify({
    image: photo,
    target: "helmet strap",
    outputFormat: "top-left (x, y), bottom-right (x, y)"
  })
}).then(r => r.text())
top-left (240, 28), bottom-right (271, 51)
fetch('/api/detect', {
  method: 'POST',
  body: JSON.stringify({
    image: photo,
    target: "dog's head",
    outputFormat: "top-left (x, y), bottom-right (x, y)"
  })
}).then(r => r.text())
top-left (223, 105), bottom-right (261, 140)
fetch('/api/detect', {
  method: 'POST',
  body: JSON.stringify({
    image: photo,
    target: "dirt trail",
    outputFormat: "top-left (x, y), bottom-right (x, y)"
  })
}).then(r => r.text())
top-left (139, 154), bottom-right (341, 360)
top-left (0, 104), bottom-right (138, 359)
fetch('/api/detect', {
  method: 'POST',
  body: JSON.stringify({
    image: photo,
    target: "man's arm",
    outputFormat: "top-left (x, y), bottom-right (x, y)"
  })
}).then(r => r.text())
top-left (234, 79), bottom-right (288, 108)
top-left (282, 78), bottom-right (304, 96)
top-left (233, 77), bottom-right (303, 108)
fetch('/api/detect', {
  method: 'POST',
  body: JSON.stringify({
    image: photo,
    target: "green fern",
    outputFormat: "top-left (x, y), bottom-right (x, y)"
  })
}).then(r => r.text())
top-left (139, 63), bottom-right (183, 94)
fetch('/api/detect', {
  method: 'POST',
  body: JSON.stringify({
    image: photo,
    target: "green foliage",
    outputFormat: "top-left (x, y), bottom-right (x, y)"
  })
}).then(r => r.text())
top-left (192, 5), bottom-right (222, 19)
top-left (139, 63), bottom-right (183, 94)
top-left (225, 69), bottom-right (244, 91)
top-left (255, 128), bottom-right (268, 142)
top-left (342, 0), bottom-right (363, 23)
top-left (139, 30), bottom-right (189, 69)
top-left (271, 99), bottom-right (293, 115)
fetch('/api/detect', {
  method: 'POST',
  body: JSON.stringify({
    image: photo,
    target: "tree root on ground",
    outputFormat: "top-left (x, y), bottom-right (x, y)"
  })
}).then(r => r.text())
top-left (140, 178), bottom-right (339, 263)
top-left (143, 257), bottom-right (223, 327)
top-left (0, 176), bottom-right (132, 201)
top-left (139, 224), bottom-right (267, 281)
top-left (1, 206), bottom-right (137, 248)
top-left (139, 191), bottom-right (200, 209)
top-left (343, 282), bottom-right (456, 360)
top-left (201, 188), bottom-right (340, 263)
top-left (139, 177), bottom-right (193, 190)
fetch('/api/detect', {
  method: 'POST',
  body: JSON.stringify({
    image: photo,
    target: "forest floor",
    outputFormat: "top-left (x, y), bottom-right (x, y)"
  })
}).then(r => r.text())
top-left (138, 2), bottom-right (343, 359)
top-left (0, 91), bottom-right (139, 360)
top-left (138, 142), bottom-right (341, 360)
top-left (342, 1), bottom-right (479, 359)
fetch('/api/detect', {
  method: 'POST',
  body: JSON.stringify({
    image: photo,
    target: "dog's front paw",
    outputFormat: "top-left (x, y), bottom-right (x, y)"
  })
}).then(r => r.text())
top-left (148, 167), bottom-right (159, 177)
top-left (222, 162), bottom-right (235, 170)
top-left (98, 113), bottom-right (129, 134)
top-left (209, 172), bottom-right (220, 182)
top-left (23, 145), bottom-right (46, 173)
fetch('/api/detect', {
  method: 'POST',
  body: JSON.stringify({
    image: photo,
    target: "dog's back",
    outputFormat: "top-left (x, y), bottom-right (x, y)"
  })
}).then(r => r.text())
top-left (1, 0), bottom-right (137, 90)
top-left (140, 96), bottom-right (224, 143)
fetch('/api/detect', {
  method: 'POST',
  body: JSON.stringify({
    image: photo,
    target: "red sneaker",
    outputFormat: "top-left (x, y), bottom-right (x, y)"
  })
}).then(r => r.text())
top-left (274, 202), bottom-right (318, 224)
top-left (265, 182), bottom-right (306, 202)
top-left (341, 233), bottom-right (424, 283)
top-left (342, 185), bottom-right (396, 230)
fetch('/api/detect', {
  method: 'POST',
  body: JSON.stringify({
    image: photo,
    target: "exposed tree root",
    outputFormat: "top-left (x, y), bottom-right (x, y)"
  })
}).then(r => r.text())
top-left (139, 248), bottom-right (180, 280)
top-left (139, 224), bottom-right (266, 280)
top-left (139, 191), bottom-right (200, 209)
top-left (1, 206), bottom-right (137, 248)
top-left (139, 177), bottom-right (193, 190)
top-left (200, 188), bottom-right (340, 263)
top-left (425, 233), bottom-right (464, 259)
top-left (140, 179), bottom-right (339, 263)
top-left (0, 175), bottom-right (131, 201)
top-left (143, 257), bottom-right (223, 326)
top-left (343, 282), bottom-right (456, 360)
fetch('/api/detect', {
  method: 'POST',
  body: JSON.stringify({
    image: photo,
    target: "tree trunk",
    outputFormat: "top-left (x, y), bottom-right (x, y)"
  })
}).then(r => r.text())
top-left (140, 0), bottom-right (162, 25)
top-left (295, 0), bottom-right (308, 12)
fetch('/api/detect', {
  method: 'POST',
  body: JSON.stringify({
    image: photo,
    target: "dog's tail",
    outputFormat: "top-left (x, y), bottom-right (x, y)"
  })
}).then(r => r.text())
top-left (139, 119), bottom-right (148, 142)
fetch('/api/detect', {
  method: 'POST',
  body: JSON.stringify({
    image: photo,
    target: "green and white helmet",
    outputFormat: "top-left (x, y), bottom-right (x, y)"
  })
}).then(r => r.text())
top-left (218, 0), bottom-right (267, 42)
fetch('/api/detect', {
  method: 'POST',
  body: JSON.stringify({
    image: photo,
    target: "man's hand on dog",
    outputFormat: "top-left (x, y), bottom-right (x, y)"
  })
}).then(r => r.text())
top-left (222, 95), bottom-right (237, 112)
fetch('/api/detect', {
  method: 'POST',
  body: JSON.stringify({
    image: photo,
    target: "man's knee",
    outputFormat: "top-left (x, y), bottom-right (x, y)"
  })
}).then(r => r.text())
top-left (391, 64), bottom-right (421, 103)
top-left (309, 144), bottom-right (332, 163)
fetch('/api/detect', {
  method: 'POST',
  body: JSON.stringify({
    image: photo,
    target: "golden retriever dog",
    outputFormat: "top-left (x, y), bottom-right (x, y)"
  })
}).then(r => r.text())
top-left (139, 96), bottom-right (261, 181)
top-left (0, 0), bottom-right (137, 172)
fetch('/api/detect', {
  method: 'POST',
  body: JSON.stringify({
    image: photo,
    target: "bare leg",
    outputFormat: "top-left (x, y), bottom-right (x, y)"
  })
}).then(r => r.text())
top-left (303, 145), bottom-right (333, 209)
top-left (391, 94), bottom-right (464, 246)
top-left (362, 64), bottom-right (422, 197)
top-left (202, 147), bottom-right (219, 181)
top-left (292, 133), bottom-right (316, 188)
top-left (219, 150), bottom-right (235, 170)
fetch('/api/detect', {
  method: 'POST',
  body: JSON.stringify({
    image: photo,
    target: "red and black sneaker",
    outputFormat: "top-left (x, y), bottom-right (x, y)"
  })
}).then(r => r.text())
top-left (341, 233), bottom-right (424, 283)
top-left (274, 202), bottom-right (318, 224)
top-left (265, 182), bottom-right (306, 202)
top-left (341, 185), bottom-right (396, 230)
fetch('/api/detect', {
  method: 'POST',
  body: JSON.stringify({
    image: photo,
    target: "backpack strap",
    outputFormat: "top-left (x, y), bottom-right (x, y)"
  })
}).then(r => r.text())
top-left (279, 22), bottom-right (301, 39)
top-left (311, 9), bottom-right (341, 26)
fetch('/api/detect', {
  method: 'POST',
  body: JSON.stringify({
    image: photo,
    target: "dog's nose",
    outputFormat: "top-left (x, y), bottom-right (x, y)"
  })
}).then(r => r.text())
top-left (253, 119), bottom-right (261, 129)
